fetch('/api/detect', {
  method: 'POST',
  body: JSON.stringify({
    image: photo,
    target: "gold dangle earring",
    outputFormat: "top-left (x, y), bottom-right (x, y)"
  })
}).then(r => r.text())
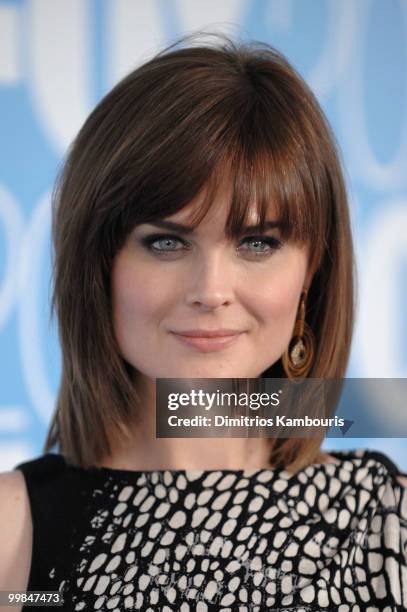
top-left (282, 290), bottom-right (315, 379)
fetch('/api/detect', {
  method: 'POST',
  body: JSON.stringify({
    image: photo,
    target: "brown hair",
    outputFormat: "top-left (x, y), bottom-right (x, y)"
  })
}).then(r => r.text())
top-left (44, 33), bottom-right (356, 472)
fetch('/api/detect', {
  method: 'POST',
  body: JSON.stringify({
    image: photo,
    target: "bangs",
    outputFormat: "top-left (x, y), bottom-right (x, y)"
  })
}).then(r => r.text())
top-left (109, 126), bottom-right (328, 280)
top-left (185, 129), bottom-right (327, 263)
top-left (93, 44), bottom-right (332, 281)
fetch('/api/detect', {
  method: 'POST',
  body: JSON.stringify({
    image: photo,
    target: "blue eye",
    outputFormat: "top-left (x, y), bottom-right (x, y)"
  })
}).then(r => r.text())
top-left (142, 235), bottom-right (187, 253)
top-left (140, 234), bottom-right (283, 258)
top-left (239, 236), bottom-right (282, 255)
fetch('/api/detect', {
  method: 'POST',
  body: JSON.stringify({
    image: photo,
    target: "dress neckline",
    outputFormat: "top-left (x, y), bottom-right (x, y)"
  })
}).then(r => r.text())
top-left (63, 448), bottom-right (368, 479)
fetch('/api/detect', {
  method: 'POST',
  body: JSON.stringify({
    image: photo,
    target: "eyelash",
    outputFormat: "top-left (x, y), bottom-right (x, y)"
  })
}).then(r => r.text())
top-left (140, 234), bottom-right (283, 259)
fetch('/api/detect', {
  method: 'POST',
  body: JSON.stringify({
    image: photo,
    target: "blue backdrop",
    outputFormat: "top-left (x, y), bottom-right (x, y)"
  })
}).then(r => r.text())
top-left (0, 0), bottom-right (406, 471)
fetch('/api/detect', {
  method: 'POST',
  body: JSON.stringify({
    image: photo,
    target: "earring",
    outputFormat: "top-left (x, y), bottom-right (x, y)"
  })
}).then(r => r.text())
top-left (282, 290), bottom-right (315, 379)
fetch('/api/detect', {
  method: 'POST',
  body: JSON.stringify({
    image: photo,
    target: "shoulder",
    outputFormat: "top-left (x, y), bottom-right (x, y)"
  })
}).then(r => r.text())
top-left (0, 470), bottom-right (32, 593)
top-left (396, 475), bottom-right (407, 488)
top-left (327, 448), bottom-right (407, 489)
top-left (362, 449), bottom-right (407, 490)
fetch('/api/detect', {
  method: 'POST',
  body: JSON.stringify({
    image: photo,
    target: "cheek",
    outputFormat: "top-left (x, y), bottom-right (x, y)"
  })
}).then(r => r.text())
top-left (263, 278), bottom-right (302, 323)
top-left (111, 255), bottom-right (153, 335)
top-left (249, 255), bottom-right (307, 326)
top-left (111, 252), bottom-right (175, 337)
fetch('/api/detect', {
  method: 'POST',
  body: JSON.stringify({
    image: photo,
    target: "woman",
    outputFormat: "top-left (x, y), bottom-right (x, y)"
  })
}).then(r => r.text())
top-left (1, 34), bottom-right (406, 611)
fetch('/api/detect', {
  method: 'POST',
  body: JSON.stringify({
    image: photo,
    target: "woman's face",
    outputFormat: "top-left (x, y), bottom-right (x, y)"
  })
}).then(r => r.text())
top-left (111, 182), bottom-right (311, 380)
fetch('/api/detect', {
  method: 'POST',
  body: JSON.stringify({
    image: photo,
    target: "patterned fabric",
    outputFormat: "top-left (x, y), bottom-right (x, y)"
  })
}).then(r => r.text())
top-left (15, 448), bottom-right (407, 611)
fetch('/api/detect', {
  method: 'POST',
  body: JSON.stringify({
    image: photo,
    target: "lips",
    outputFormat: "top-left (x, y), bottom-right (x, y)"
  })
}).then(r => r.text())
top-left (172, 329), bottom-right (245, 338)
top-left (170, 330), bottom-right (245, 353)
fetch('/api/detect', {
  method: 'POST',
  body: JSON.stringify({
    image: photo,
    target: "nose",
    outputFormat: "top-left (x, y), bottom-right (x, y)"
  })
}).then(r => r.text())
top-left (185, 252), bottom-right (234, 310)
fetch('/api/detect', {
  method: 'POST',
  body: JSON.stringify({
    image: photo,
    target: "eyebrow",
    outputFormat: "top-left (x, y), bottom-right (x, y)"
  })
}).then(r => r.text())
top-left (143, 219), bottom-right (284, 234)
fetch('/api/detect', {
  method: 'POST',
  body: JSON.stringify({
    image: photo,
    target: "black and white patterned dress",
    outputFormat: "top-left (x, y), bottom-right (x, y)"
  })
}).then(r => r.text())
top-left (15, 448), bottom-right (407, 611)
